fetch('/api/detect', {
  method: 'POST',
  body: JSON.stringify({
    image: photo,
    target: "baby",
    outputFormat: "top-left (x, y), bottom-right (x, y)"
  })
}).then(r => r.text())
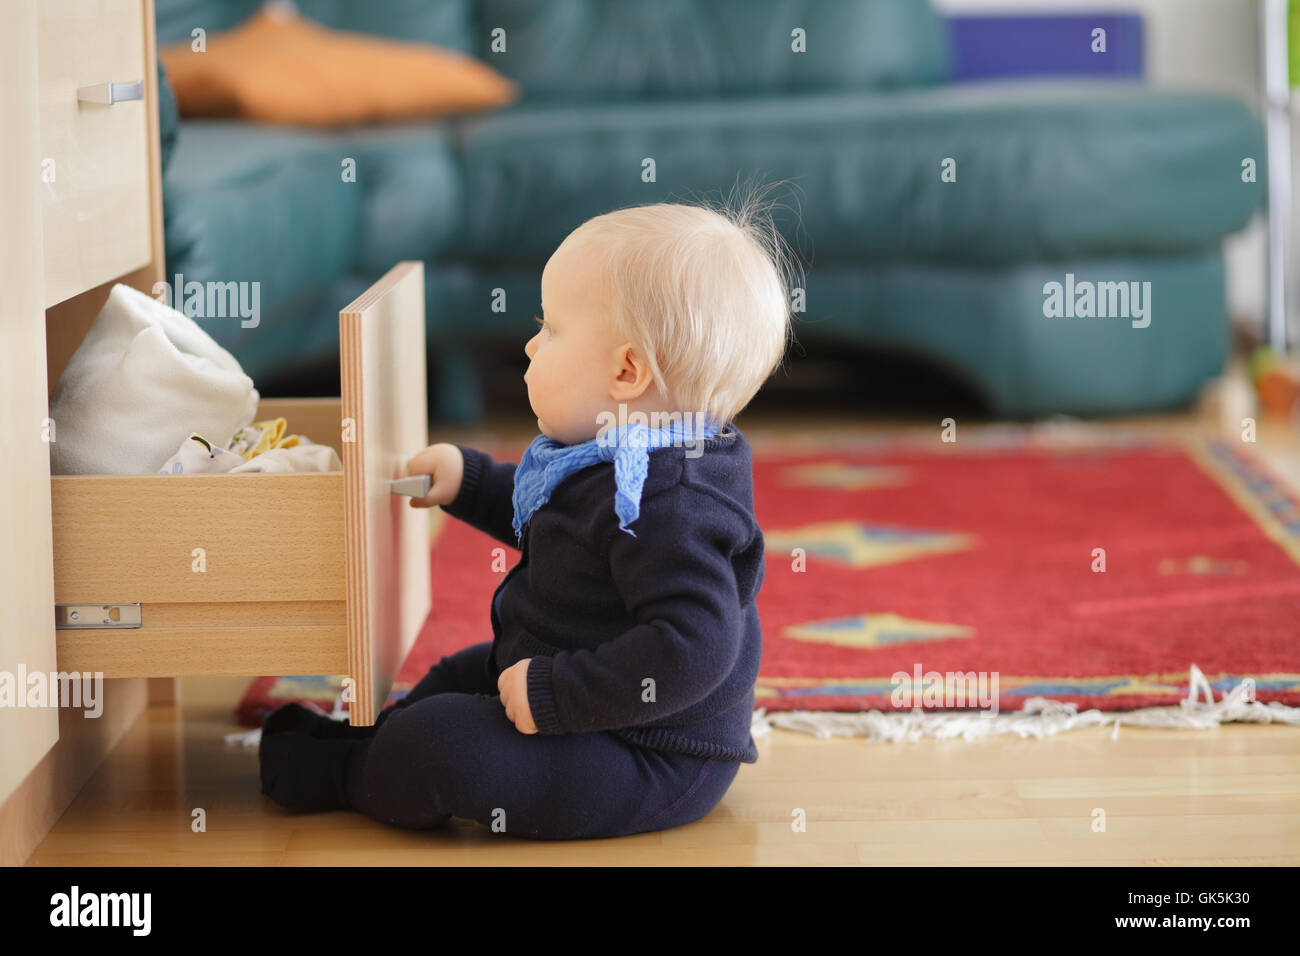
top-left (259, 189), bottom-right (795, 840)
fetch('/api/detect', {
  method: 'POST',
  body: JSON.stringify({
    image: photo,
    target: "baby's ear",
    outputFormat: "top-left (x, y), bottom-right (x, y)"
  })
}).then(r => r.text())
top-left (609, 343), bottom-right (654, 399)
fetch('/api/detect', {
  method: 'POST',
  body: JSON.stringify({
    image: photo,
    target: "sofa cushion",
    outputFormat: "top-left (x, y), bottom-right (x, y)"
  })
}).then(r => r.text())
top-left (344, 126), bottom-right (463, 274)
top-left (154, 0), bottom-right (262, 45)
top-left (295, 0), bottom-right (476, 52)
top-left (159, 6), bottom-right (517, 128)
top-left (447, 81), bottom-right (1263, 264)
top-left (154, 0), bottom-right (475, 51)
top-left (162, 119), bottom-right (461, 351)
top-left (476, 0), bottom-right (948, 101)
top-left (162, 121), bottom-right (363, 357)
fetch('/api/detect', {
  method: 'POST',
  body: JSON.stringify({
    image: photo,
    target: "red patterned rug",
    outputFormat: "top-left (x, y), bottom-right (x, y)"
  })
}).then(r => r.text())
top-left (236, 434), bottom-right (1300, 726)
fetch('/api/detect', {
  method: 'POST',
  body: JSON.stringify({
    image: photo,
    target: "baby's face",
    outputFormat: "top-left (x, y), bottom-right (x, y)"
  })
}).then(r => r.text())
top-left (524, 237), bottom-right (626, 445)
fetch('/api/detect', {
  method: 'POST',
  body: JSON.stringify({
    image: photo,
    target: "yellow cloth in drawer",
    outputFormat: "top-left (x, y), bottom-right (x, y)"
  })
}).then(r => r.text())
top-left (228, 417), bottom-right (305, 461)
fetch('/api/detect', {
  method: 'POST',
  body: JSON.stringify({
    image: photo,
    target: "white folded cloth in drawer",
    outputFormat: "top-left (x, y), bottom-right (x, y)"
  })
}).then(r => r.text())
top-left (158, 434), bottom-right (340, 476)
top-left (50, 283), bottom-right (260, 475)
top-left (158, 434), bottom-right (248, 474)
top-left (159, 434), bottom-right (341, 475)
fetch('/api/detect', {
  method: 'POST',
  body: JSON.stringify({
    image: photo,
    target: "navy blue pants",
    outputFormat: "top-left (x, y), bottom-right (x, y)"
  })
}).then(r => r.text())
top-left (337, 641), bottom-right (740, 840)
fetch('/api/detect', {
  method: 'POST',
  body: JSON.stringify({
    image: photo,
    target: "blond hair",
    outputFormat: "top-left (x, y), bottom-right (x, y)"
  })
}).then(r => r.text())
top-left (567, 180), bottom-right (800, 425)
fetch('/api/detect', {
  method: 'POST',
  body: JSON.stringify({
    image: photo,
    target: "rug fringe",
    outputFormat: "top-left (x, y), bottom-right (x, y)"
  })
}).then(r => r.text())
top-left (750, 665), bottom-right (1300, 743)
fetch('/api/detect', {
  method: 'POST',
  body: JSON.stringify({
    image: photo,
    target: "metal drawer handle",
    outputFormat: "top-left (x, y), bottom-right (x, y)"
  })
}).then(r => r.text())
top-left (390, 475), bottom-right (432, 497)
top-left (76, 80), bottom-right (144, 106)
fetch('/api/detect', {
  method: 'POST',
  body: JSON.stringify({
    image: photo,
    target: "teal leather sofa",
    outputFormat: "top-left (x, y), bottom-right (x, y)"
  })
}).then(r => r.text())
top-left (154, 0), bottom-right (1265, 422)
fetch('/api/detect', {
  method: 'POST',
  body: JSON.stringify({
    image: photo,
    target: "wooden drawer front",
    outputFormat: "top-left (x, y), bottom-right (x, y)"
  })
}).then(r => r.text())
top-left (51, 472), bottom-right (349, 678)
top-left (39, 0), bottom-right (152, 307)
top-left (341, 261), bottom-right (432, 724)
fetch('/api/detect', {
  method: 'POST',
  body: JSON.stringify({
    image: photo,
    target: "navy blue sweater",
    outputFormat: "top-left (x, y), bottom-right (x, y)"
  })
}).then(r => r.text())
top-left (444, 425), bottom-right (763, 763)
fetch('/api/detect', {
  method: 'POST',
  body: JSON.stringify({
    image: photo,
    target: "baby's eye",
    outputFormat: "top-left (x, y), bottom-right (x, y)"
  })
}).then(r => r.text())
top-left (533, 315), bottom-right (552, 335)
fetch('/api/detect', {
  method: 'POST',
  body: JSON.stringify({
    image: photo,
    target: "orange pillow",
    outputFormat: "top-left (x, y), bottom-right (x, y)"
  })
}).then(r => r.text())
top-left (159, 6), bottom-right (519, 127)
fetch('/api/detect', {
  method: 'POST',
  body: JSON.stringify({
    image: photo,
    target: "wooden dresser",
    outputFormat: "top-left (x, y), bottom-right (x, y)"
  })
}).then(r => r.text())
top-left (1, 0), bottom-right (431, 863)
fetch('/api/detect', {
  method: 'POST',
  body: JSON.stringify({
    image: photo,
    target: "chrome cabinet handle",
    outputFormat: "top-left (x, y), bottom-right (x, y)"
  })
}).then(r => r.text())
top-left (390, 474), bottom-right (432, 497)
top-left (76, 80), bottom-right (144, 105)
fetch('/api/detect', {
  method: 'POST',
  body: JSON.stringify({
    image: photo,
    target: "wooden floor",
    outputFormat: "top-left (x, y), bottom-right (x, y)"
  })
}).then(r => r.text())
top-left (25, 391), bottom-right (1300, 866)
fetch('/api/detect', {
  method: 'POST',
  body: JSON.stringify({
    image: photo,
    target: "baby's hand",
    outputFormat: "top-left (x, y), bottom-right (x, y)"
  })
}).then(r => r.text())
top-left (497, 658), bottom-right (538, 734)
top-left (404, 443), bottom-right (465, 508)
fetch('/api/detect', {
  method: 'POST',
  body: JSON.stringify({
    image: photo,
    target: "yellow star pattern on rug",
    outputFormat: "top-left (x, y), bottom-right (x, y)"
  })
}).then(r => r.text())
top-left (778, 461), bottom-right (910, 490)
top-left (783, 612), bottom-right (974, 648)
top-left (1157, 555), bottom-right (1250, 576)
top-left (766, 520), bottom-right (977, 569)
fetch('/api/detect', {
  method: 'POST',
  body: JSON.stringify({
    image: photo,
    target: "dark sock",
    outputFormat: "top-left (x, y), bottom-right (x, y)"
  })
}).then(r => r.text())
top-left (262, 702), bottom-right (376, 740)
top-left (259, 730), bottom-right (363, 812)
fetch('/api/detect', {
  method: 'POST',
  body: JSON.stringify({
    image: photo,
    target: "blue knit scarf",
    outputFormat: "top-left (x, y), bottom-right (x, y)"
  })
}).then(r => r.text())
top-left (511, 414), bottom-right (722, 541)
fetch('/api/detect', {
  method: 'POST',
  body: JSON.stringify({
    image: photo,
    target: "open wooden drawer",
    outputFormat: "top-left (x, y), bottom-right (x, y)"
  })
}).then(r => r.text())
top-left (48, 262), bottom-right (431, 724)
